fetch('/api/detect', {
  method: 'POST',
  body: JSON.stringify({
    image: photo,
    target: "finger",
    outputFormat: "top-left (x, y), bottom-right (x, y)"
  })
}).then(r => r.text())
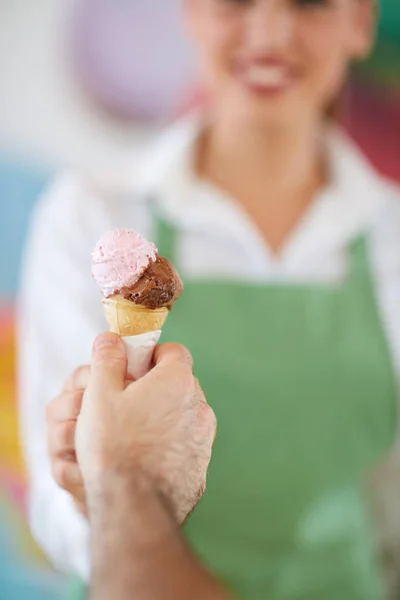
top-left (143, 352), bottom-right (195, 402)
top-left (153, 343), bottom-right (193, 371)
top-left (63, 365), bottom-right (90, 392)
top-left (73, 495), bottom-right (88, 518)
top-left (48, 421), bottom-right (76, 458)
top-left (89, 333), bottom-right (127, 395)
top-left (129, 344), bottom-right (194, 405)
top-left (46, 390), bottom-right (84, 424)
top-left (63, 450), bottom-right (77, 462)
top-left (52, 460), bottom-right (83, 491)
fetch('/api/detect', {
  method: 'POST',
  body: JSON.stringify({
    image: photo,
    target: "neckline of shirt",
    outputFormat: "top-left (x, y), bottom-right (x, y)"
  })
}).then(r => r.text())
top-left (132, 113), bottom-right (386, 269)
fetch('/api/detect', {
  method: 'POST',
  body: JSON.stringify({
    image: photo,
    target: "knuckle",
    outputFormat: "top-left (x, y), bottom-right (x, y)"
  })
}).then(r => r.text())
top-left (194, 377), bottom-right (205, 398)
top-left (179, 369), bottom-right (196, 396)
top-left (53, 461), bottom-right (69, 489)
top-left (208, 406), bottom-right (217, 428)
top-left (63, 450), bottom-right (77, 462)
top-left (56, 421), bottom-right (74, 450)
top-left (203, 405), bottom-right (217, 438)
top-left (46, 387), bottom-right (82, 423)
top-left (178, 345), bottom-right (193, 369)
top-left (72, 365), bottom-right (90, 390)
top-left (70, 389), bottom-right (84, 417)
top-left (95, 346), bottom-right (125, 366)
top-left (94, 332), bottom-right (120, 349)
top-left (93, 334), bottom-right (125, 360)
top-left (166, 343), bottom-right (193, 369)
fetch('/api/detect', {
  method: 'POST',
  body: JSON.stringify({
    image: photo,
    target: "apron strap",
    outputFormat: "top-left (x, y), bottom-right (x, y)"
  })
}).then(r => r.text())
top-left (348, 235), bottom-right (367, 273)
top-left (153, 204), bottom-right (373, 293)
top-left (349, 234), bottom-right (400, 442)
top-left (348, 235), bottom-right (374, 292)
top-left (154, 213), bottom-right (372, 291)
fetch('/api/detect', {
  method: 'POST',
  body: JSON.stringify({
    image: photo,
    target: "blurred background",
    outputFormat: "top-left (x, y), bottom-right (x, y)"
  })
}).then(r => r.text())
top-left (0, 0), bottom-right (399, 597)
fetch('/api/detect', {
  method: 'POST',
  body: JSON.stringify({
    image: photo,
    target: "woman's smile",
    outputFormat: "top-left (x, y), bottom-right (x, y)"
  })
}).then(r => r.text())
top-left (235, 55), bottom-right (300, 98)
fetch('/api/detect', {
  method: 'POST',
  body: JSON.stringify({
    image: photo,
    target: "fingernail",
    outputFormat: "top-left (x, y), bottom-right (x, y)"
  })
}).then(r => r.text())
top-left (94, 333), bottom-right (121, 350)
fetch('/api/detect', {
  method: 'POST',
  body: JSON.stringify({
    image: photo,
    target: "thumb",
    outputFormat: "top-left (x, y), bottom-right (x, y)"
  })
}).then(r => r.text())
top-left (89, 333), bottom-right (127, 396)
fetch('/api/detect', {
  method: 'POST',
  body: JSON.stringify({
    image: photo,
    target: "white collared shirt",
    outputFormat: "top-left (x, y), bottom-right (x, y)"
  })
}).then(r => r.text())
top-left (18, 114), bottom-right (400, 578)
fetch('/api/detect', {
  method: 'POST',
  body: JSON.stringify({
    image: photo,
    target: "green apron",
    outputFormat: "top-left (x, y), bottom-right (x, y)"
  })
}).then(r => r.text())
top-left (69, 214), bottom-right (397, 600)
top-left (158, 216), bottom-right (397, 600)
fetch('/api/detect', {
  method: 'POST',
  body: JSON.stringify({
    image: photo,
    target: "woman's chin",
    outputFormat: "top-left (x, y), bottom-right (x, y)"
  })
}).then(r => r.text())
top-left (232, 97), bottom-right (308, 132)
top-left (213, 83), bottom-right (315, 132)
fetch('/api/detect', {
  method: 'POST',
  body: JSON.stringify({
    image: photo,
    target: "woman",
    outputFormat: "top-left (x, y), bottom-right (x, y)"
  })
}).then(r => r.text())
top-left (19, 0), bottom-right (400, 599)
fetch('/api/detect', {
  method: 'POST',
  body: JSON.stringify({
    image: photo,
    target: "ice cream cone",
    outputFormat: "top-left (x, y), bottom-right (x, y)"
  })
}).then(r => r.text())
top-left (103, 295), bottom-right (169, 336)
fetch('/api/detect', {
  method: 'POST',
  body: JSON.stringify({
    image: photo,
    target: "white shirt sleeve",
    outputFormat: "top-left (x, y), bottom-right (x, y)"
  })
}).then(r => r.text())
top-left (17, 174), bottom-right (108, 580)
top-left (369, 180), bottom-right (400, 597)
top-left (371, 179), bottom-right (400, 419)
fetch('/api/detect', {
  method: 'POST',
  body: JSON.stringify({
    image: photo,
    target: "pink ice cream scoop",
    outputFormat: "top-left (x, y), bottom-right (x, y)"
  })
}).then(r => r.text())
top-left (92, 228), bottom-right (183, 310)
top-left (92, 229), bottom-right (157, 298)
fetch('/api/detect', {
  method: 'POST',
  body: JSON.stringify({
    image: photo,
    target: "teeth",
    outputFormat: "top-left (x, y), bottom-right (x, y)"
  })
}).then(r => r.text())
top-left (245, 66), bottom-right (289, 87)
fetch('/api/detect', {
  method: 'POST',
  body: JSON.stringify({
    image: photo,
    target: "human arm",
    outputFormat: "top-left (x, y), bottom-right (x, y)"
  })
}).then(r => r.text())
top-left (76, 333), bottom-right (232, 600)
top-left (17, 175), bottom-right (105, 577)
top-left (89, 471), bottom-right (233, 600)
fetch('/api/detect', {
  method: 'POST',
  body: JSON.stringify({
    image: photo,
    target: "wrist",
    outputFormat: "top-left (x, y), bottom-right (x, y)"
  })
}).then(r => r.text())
top-left (87, 465), bottom-right (152, 497)
top-left (88, 467), bottom-right (176, 545)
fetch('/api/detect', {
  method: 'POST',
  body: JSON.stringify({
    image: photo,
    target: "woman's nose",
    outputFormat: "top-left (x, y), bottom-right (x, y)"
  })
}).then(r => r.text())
top-left (246, 1), bottom-right (293, 53)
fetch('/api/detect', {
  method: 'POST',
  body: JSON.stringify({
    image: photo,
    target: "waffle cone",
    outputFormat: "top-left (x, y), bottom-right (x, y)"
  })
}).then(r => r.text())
top-left (103, 295), bottom-right (169, 336)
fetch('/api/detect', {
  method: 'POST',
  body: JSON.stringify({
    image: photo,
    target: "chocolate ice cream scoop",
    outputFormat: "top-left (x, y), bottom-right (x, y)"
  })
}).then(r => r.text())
top-left (120, 255), bottom-right (183, 310)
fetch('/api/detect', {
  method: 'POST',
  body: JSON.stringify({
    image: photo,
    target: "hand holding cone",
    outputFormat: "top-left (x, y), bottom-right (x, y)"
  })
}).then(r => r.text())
top-left (91, 228), bottom-right (183, 379)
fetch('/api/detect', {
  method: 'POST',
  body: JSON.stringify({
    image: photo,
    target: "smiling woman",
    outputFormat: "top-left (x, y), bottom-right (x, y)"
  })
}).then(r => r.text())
top-left (18, 1), bottom-right (400, 600)
top-left (183, 0), bottom-right (374, 134)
